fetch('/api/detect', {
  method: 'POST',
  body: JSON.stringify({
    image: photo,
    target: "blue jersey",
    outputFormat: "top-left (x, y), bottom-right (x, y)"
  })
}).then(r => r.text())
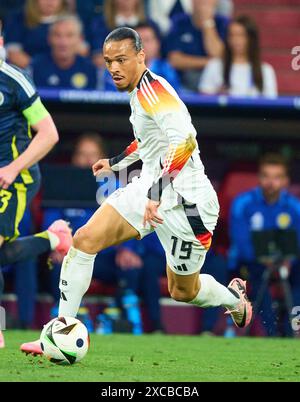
top-left (165, 13), bottom-right (229, 58)
top-left (31, 53), bottom-right (98, 90)
top-left (165, 13), bottom-right (229, 90)
top-left (0, 60), bottom-right (42, 183)
top-left (229, 187), bottom-right (300, 268)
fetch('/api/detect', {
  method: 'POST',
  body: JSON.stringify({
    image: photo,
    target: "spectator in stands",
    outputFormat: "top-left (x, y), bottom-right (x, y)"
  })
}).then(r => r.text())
top-left (31, 15), bottom-right (98, 89)
top-left (199, 15), bottom-right (278, 97)
top-left (229, 154), bottom-right (300, 336)
top-left (165, 0), bottom-right (229, 92)
top-left (102, 22), bottom-right (180, 91)
top-left (148, 0), bottom-right (233, 35)
top-left (4, 0), bottom-right (71, 68)
top-left (89, 0), bottom-right (159, 68)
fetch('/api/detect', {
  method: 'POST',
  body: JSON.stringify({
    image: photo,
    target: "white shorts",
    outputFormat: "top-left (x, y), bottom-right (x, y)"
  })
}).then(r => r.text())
top-left (105, 177), bottom-right (219, 275)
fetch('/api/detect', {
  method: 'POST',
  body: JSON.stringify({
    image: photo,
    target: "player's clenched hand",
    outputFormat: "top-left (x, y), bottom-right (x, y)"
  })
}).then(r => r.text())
top-left (143, 199), bottom-right (163, 228)
top-left (0, 164), bottom-right (19, 189)
top-left (92, 158), bottom-right (111, 177)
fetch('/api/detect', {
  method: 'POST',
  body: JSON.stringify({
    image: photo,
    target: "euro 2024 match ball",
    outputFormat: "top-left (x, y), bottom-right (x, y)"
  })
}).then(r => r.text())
top-left (40, 317), bottom-right (89, 365)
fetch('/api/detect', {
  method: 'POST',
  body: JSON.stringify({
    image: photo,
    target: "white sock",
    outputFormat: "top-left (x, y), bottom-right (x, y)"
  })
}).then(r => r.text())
top-left (58, 246), bottom-right (96, 317)
top-left (189, 274), bottom-right (239, 310)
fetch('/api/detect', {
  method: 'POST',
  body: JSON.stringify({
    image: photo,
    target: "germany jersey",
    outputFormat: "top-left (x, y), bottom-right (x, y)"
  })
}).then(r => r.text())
top-left (109, 69), bottom-right (213, 208)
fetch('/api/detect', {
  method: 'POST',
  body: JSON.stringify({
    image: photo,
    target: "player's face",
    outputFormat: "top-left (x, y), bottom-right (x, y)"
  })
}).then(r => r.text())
top-left (136, 27), bottom-right (160, 62)
top-left (259, 164), bottom-right (289, 200)
top-left (103, 39), bottom-right (146, 92)
top-left (228, 23), bottom-right (248, 56)
top-left (49, 21), bottom-right (81, 59)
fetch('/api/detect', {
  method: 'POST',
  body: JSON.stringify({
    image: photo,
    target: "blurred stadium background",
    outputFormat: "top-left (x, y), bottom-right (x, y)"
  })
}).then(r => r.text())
top-left (1, 0), bottom-right (300, 339)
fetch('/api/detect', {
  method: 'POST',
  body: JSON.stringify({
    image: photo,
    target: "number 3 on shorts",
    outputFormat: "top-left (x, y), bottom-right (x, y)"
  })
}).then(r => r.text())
top-left (0, 189), bottom-right (12, 213)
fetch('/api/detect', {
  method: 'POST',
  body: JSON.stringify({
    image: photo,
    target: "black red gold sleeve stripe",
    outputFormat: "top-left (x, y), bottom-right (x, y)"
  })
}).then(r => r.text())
top-left (109, 139), bottom-right (139, 168)
top-left (148, 135), bottom-right (196, 201)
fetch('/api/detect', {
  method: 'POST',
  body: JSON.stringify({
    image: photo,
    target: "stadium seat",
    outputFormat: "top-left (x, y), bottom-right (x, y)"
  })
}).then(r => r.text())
top-left (264, 53), bottom-right (293, 71)
top-left (261, 30), bottom-right (300, 51)
top-left (234, 9), bottom-right (300, 30)
top-left (277, 73), bottom-right (300, 95)
top-left (30, 190), bottom-right (43, 230)
top-left (235, 0), bottom-right (300, 5)
top-left (216, 170), bottom-right (258, 252)
top-left (88, 279), bottom-right (117, 297)
top-left (159, 277), bottom-right (170, 297)
top-left (218, 168), bottom-right (258, 222)
top-left (289, 184), bottom-right (300, 199)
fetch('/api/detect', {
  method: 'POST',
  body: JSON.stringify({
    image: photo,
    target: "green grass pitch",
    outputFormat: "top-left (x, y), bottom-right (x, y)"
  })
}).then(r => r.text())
top-left (0, 331), bottom-right (299, 382)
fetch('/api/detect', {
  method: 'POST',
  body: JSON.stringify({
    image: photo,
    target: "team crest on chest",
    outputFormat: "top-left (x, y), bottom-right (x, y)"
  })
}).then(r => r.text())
top-left (277, 212), bottom-right (291, 229)
top-left (71, 73), bottom-right (87, 89)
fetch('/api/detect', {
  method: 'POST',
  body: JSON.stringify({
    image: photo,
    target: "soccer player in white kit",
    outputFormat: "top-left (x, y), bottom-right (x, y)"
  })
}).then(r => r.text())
top-left (23, 27), bottom-right (252, 353)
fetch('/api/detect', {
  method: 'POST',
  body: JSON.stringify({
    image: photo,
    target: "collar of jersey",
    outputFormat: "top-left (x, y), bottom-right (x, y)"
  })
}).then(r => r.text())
top-left (129, 68), bottom-right (149, 97)
top-left (136, 69), bottom-right (149, 90)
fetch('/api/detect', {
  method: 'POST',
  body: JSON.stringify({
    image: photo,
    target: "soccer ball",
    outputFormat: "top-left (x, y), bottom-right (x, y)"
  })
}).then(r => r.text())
top-left (40, 317), bottom-right (89, 365)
